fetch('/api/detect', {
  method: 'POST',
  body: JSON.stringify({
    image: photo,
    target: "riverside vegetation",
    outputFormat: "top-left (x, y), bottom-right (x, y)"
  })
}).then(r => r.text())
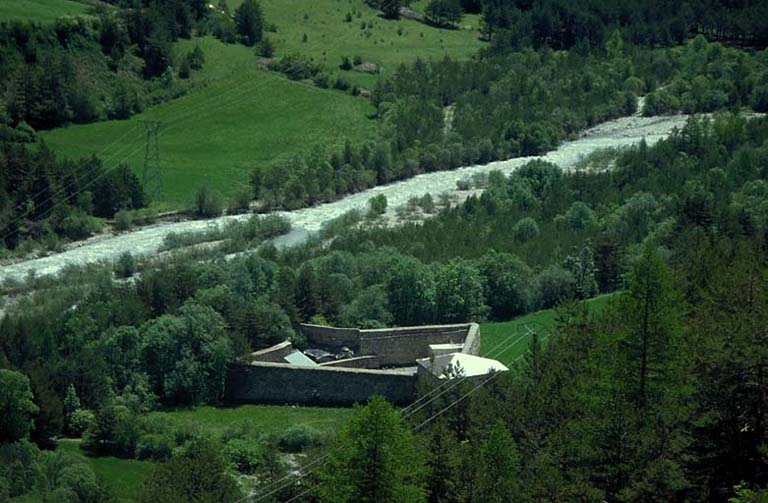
top-left (2, 0), bottom-right (768, 502)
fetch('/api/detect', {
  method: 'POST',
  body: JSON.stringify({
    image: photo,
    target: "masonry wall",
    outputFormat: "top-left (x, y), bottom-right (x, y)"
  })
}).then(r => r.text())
top-left (245, 341), bottom-right (294, 363)
top-left (360, 331), bottom-right (467, 366)
top-left (225, 362), bottom-right (416, 405)
top-left (297, 323), bottom-right (480, 366)
top-left (298, 324), bottom-right (361, 351)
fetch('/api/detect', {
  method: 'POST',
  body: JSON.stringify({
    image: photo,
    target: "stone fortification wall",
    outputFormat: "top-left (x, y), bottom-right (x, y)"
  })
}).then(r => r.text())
top-left (462, 323), bottom-right (481, 355)
top-left (297, 323), bottom-right (480, 366)
top-left (298, 324), bottom-right (361, 351)
top-left (225, 362), bottom-right (416, 405)
top-left (319, 356), bottom-right (380, 369)
top-left (360, 330), bottom-right (467, 366)
top-left (244, 341), bottom-right (294, 363)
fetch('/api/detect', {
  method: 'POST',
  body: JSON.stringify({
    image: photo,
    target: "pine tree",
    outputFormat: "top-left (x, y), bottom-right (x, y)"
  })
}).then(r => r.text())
top-left (317, 397), bottom-right (426, 503)
top-left (234, 0), bottom-right (264, 46)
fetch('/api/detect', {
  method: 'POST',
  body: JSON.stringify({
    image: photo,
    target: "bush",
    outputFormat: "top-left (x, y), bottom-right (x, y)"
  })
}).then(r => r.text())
top-left (57, 212), bottom-right (102, 241)
top-left (259, 36), bottom-right (275, 57)
top-left (333, 77), bottom-right (351, 91)
top-left (340, 56), bottom-right (352, 70)
top-left (513, 217), bottom-right (540, 242)
top-left (114, 210), bottom-right (133, 232)
top-left (115, 251), bottom-right (137, 278)
top-left (136, 433), bottom-right (174, 461)
top-left (564, 201), bottom-right (597, 230)
top-left (368, 194), bottom-right (388, 217)
top-left (535, 265), bottom-right (577, 309)
top-left (228, 190), bottom-right (252, 213)
top-left (271, 54), bottom-right (321, 80)
top-left (68, 409), bottom-right (96, 437)
top-left (278, 424), bottom-right (322, 453)
top-left (222, 438), bottom-right (264, 474)
top-left (194, 186), bottom-right (223, 218)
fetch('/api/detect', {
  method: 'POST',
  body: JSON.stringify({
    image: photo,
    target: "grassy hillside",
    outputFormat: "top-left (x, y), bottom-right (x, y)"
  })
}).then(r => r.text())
top-left (40, 0), bottom-right (484, 210)
top-left (480, 294), bottom-right (616, 364)
top-left (256, 0), bottom-right (484, 88)
top-left (0, 0), bottom-right (90, 23)
top-left (42, 36), bottom-right (378, 210)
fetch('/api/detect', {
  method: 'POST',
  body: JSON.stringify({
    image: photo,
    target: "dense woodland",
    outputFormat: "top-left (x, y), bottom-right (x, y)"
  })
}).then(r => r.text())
top-left (2, 0), bottom-right (768, 501)
top-left (2, 114), bottom-right (768, 501)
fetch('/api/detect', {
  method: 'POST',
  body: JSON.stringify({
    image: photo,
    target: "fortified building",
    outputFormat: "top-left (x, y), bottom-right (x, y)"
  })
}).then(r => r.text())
top-left (225, 322), bottom-right (507, 405)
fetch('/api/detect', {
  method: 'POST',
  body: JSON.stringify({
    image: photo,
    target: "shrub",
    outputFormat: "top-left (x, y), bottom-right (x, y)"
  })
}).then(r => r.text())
top-left (222, 438), bottom-right (264, 474)
top-left (278, 425), bottom-right (322, 453)
top-left (68, 409), bottom-right (96, 437)
top-left (333, 77), bottom-right (351, 91)
top-left (259, 36), bottom-right (275, 57)
top-left (136, 434), bottom-right (174, 461)
top-left (271, 54), bottom-right (321, 80)
top-left (368, 194), bottom-right (388, 217)
top-left (114, 210), bottom-right (133, 232)
top-left (114, 251), bottom-right (137, 278)
top-left (564, 201), bottom-right (597, 230)
top-left (513, 217), bottom-right (540, 242)
top-left (229, 190), bottom-right (252, 213)
top-left (194, 185), bottom-right (223, 217)
top-left (340, 56), bottom-right (353, 70)
top-left (57, 212), bottom-right (102, 241)
top-left (535, 265), bottom-right (577, 309)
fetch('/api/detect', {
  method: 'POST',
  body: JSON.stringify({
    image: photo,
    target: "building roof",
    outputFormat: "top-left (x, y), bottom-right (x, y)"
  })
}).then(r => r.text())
top-left (284, 350), bottom-right (318, 367)
top-left (417, 353), bottom-right (508, 379)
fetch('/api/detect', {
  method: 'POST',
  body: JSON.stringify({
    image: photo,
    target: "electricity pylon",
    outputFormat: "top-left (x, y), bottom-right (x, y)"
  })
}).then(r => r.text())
top-left (140, 120), bottom-right (163, 201)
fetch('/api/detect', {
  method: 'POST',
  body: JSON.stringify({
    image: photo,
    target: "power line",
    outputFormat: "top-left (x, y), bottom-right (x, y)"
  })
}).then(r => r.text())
top-left (245, 323), bottom-right (546, 503)
top-left (140, 120), bottom-right (164, 201)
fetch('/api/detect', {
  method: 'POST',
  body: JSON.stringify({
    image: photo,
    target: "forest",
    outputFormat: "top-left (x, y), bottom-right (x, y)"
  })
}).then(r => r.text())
top-left (2, 113), bottom-right (768, 501)
top-left (2, 0), bottom-right (768, 501)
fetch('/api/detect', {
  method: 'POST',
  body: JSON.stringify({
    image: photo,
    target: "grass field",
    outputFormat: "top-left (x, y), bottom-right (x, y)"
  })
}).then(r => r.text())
top-left (42, 36), bottom-right (378, 210)
top-left (58, 439), bottom-right (154, 503)
top-left (40, 0), bottom-right (484, 210)
top-left (0, 0), bottom-right (90, 23)
top-left (162, 403), bottom-right (355, 436)
top-left (480, 294), bottom-right (617, 365)
top-left (256, 0), bottom-right (485, 89)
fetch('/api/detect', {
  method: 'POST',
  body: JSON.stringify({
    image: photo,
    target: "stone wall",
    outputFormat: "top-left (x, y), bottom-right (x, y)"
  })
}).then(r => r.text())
top-left (245, 341), bottom-right (294, 363)
top-left (298, 324), bottom-right (362, 351)
top-left (319, 356), bottom-right (380, 369)
top-left (462, 323), bottom-right (481, 355)
top-left (225, 362), bottom-right (416, 405)
top-left (360, 330), bottom-right (467, 366)
top-left (297, 322), bottom-right (480, 366)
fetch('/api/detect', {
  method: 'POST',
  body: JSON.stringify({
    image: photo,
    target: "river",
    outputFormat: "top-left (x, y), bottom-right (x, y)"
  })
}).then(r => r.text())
top-left (0, 111), bottom-right (690, 285)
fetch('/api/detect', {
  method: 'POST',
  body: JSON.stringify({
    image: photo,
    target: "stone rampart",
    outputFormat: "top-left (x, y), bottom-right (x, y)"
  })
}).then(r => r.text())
top-left (245, 341), bottom-right (294, 363)
top-left (298, 324), bottom-right (361, 350)
top-left (319, 356), bottom-right (380, 369)
top-left (462, 323), bottom-right (481, 355)
top-left (225, 362), bottom-right (416, 405)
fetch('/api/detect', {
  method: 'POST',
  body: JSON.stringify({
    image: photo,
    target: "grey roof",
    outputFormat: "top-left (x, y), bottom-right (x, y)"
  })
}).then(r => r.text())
top-left (284, 350), bottom-right (318, 367)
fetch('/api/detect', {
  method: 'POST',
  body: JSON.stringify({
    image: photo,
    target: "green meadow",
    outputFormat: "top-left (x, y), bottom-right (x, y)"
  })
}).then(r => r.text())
top-left (480, 294), bottom-right (616, 364)
top-left (57, 440), bottom-right (154, 503)
top-left (42, 36), bottom-right (378, 209)
top-left (256, 0), bottom-right (484, 88)
top-left (41, 0), bottom-right (484, 210)
top-left (162, 403), bottom-right (355, 436)
top-left (0, 0), bottom-right (90, 23)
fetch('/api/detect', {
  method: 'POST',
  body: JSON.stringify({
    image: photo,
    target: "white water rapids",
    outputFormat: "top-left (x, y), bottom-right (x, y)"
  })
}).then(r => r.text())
top-left (0, 111), bottom-right (690, 285)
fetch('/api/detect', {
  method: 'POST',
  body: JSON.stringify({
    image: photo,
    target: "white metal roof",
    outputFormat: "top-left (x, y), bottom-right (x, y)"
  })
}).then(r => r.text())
top-left (418, 353), bottom-right (508, 379)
